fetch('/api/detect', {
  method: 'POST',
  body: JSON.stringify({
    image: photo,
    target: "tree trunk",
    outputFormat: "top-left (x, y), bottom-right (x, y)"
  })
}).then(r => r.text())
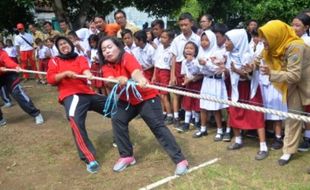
top-left (72, 0), bottom-right (92, 30)
top-left (50, 0), bottom-right (72, 28)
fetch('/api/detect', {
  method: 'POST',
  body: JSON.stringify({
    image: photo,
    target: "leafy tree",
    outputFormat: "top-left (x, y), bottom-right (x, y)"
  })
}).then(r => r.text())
top-left (0, 0), bottom-right (34, 33)
top-left (33, 0), bottom-right (185, 29)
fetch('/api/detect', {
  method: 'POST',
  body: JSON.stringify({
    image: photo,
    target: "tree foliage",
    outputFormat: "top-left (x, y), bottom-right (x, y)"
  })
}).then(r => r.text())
top-left (0, 0), bottom-right (34, 33)
top-left (197, 0), bottom-right (310, 28)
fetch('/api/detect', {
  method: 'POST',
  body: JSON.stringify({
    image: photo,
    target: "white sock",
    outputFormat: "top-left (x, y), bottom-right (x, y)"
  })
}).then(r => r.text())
top-left (174, 112), bottom-right (179, 119)
top-left (217, 128), bottom-right (223, 134)
top-left (200, 126), bottom-right (206, 132)
top-left (163, 112), bottom-right (167, 115)
top-left (167, 113), bottom-right (173, 118)
top-left (193, 112), bottom-right (200, 123)
top-left (184, 111), bottom-right (191, 123)
top-left (260, 142), bottom-right (268, 152)
top-left (276, 134), bottom-right (281, 139)
top-left (235, 136), bottom-right (242, 144)
top-left (305, 130), bottom-right (310, 138)
top-left (226, 127), bottom-right (231, 133)
top-left (280, 154), bottom-right (291, 161)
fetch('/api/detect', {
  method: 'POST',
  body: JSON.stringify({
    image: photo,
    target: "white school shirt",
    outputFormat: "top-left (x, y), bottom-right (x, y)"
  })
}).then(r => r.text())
top-left (153, 44), bottom-right (173, 70)
top-left (37, 45), bottom-right (49, 59)
top-left (181, 58), bottom-right (199, 80)
top-left (301, 33), bottom-right (310, 46)
top-left (132, 43), bottom-right (155, 70)
top-left (170, 32), bottom-right (200, 62)
top-left (4, 46), bottom-right (17, 57)
top-left (14, 32), bottom-right (33, 51)
top-left (90, 49), bottom-right (98, 63)
top-left (153, 37), bottom-right (161, 47)
top-left (124, 43), bottom-right (138, 54)
top-left (49, 45), bottom-right (59, 58)
top-left (74, 40), bottom-right (90, 57)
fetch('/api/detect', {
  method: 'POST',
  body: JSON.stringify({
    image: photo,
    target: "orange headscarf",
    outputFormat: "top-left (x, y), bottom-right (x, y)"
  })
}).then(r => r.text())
top-left (258, 20), bottom-right (304, 101)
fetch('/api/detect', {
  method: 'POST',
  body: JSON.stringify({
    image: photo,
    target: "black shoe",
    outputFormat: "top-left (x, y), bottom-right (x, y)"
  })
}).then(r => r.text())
top-left (176, 123), bottom-right (189, 133)
top-left (278, 158), bottom-right (290, 166)
top-left (192, 130), bottom-right (208, 138)
top-left (173, 118), bottom-right (181, 128)
top-left (164, 116), bottom-right (174, 125)
top-left (298, 137), bottom-right (310, 152)
top-left (227, 143), bottom-right (243, 150)
top-left (222, 132), bottom-right (232, 142)
top-left (271, 138), bottom-right (283, 150)
top-left (255, 151), bottom-right (269, 160)
top-left (214, 133), bottom-right (223, 142)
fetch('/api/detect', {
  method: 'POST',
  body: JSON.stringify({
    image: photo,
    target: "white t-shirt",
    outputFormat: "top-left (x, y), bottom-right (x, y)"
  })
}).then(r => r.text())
top-left (181, 58), bottom-right (200, 80)
top-left (14, 32), bottom-right (34, 51)
top-left (132, 43), bottom-right (155, 70)
top-left (37, 45), bottom-right (49, 59)
top-left (4, 46), bottom-right (17, 57)
top-left (301, 33), bottom-right (310, 46)
top-left (171, 32), bottom-right (200, 62)
top-left (153, 44), bottom-right (173, 70)
top-left (124, 43), bottom-right (138, 54)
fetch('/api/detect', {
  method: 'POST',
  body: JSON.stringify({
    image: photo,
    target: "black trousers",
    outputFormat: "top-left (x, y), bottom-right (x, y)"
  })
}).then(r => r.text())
top-left (0, 72), bottom-right (40, 120)
top-left (62, 94), bottom-right (107, 163)
top-left (112, 96), bottom-right (185, 164)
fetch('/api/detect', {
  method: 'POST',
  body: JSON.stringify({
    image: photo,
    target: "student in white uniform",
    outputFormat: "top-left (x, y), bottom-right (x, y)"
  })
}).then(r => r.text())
top-left (170, 12), bottom-right (200, 128)
top-left (153, 30), bottom-right (175, 125)
top-left (132, 30), bottom-right (155, 81)
top-left (250, 29), bottom-right (287, 150)
top-left (121, 29), bottom-right (137, 54)
top-left (192, 30), bottom-right (228, 139)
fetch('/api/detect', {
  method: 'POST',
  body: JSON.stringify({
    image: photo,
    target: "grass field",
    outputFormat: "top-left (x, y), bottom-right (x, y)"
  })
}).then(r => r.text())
top-left (0, 80), bottom-right (309, 190)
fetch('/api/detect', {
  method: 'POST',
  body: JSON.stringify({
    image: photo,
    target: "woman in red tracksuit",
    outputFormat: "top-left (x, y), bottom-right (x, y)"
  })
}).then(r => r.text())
top-left (0, 48), bottom-right (43, 126)
top-left (47, 36), bottom-right (107, 174)
top-left (98, 36), bottom-right (188, 175)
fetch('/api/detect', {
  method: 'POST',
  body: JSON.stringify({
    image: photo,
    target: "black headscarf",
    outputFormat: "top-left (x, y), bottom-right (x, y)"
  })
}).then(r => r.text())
top-left (55, 36), bottom-right (78, 60)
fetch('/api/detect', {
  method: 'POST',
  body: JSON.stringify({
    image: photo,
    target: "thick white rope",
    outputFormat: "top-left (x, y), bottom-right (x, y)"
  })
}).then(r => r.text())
top-left (4, 68), bottom-right (310, 123)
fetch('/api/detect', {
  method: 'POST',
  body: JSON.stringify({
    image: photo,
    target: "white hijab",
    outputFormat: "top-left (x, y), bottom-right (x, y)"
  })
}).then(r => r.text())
top-left (225, 29), bottom-right (258, 101)
top-left (197, 30), bottom-right (219, 75)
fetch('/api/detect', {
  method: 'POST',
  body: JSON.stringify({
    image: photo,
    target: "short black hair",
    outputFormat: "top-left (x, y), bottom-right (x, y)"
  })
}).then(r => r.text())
top-left (43, 21), bottom-right (52, 26)
top-left (162, 29), bottom-right (175, 40)
top-left (246, 19), bottom-right (258, 27)
top-left (121, 29), bottom-right (133, 38)
top-left (68, 31), bottom-right (78, 38)
top-left (134, 30), bottom-right (147, 44)
top-left (151, 19), bottom-right (164, 29)
top-left (179, 12), bottom-right (194, 22)
top-left (212, 23), bottom-right (228, 36)
top-left (35, 38), bottom-right (43, 45)
top-left (88, 34), bottom-right (99, 47)
top-left (114, 10), bottom-right (127, 19)
top-left (183, 41), bottom-right (199, 58)
top-left (98, 37), bottom-right (125, 65)
top-left (94, 15), bottom-right (106, 21)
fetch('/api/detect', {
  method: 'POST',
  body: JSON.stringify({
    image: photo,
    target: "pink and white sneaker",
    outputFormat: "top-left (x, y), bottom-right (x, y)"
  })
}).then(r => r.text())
top-left (175, 160), bottom-right (189, 175)
top-left (113, 156), bottom-right (136, 172)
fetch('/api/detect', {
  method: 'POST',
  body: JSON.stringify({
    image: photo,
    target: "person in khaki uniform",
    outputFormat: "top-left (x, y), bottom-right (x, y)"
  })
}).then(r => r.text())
top-left (257, 20), bottom-right (310, 167)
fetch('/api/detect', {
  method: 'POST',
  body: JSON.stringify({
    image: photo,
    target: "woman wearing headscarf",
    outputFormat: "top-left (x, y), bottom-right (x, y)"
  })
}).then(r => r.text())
top-left (258, 20), bottom-right (310, 166)
top-left (46, 36), bottom-right (107, 173)
top-left (225, 29), bottom-right (268, 160)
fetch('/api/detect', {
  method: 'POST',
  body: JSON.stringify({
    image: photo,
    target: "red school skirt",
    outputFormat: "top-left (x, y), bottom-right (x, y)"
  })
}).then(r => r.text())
top-left (154, 68), bottom-right (170, 95)
top-left (229, 80), bottom-right (265, 129)
top-left (182, 79), bottom-right (202, 112)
